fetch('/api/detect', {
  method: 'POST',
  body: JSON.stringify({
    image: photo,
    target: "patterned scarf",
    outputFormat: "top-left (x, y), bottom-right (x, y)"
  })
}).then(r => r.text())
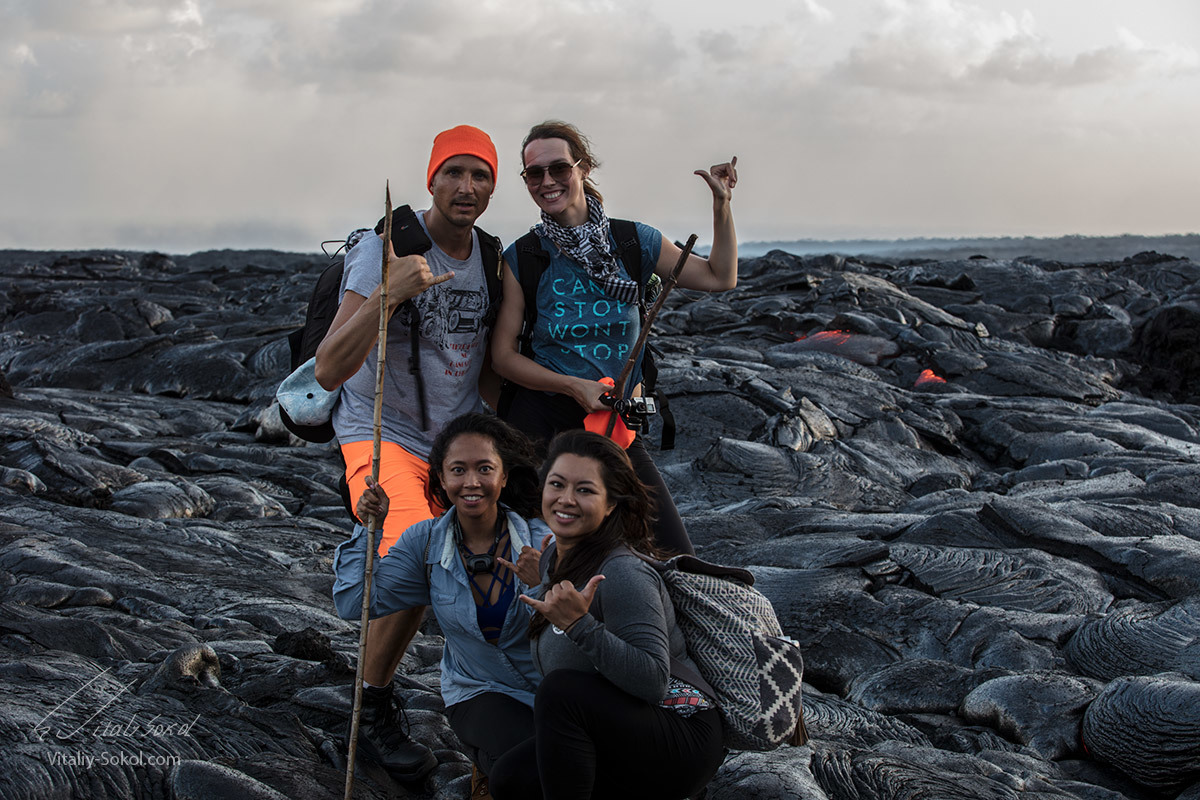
top-left (533, 195), bottom-right (640, 304)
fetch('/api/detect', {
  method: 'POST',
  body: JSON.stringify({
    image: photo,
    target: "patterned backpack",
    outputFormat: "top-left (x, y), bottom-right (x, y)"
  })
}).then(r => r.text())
top-left (644, 554), bottom-right (809, 751)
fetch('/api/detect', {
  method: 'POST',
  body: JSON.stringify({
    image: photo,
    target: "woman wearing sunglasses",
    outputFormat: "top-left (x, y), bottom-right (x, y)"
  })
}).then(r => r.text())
top-left (491, 120), bottom-right (738, 556)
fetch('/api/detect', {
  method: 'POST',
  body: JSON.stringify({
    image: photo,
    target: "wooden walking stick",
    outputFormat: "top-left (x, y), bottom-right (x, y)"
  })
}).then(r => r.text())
top-left (344, 183), bottom-right (393, 800)
top-left (603, 234), bottom-right (697, 438)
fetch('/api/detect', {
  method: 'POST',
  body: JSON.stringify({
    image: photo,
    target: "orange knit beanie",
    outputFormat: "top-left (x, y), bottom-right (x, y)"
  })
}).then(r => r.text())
top-left (427, 125), bottom-right (498, 191)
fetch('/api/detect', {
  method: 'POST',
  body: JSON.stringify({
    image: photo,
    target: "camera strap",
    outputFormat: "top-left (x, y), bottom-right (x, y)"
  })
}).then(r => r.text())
top-left (453, 513), bottom-right (509, 574)
top-left (454, 514), bottom-right (514, 619)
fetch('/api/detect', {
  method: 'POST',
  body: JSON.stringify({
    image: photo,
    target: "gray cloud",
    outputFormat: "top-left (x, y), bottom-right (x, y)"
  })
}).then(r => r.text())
top-left (15, 0), bottom-right (167, 35)
top-left (1, 0), bottom-right (216, 124)
top-left (833, 1), bottom-right (1200, 92)
top-left (308, 0), bottom-right (685, 97)
top-left (0, 0), bottom-right (1197, 251)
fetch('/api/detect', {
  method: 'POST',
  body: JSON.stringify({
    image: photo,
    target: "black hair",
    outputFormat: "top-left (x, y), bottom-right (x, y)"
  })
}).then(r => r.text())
top-left (528, 430), bottom-right (665, 639)
top-left (427, 413), bottom-right (541, 519)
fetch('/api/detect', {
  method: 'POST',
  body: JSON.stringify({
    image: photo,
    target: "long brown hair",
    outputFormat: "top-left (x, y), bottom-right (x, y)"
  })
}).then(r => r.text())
top-left (522, 120), bottom-right (603, 204)
top-left (528, 431), bottom-right (666, 638)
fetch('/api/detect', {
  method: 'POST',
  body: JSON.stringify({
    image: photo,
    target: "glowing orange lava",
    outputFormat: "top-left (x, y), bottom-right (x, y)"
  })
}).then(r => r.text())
top-left (915, 369), bottom-right (947, 387)
top-left (797, 330), bottom-right (851, 345)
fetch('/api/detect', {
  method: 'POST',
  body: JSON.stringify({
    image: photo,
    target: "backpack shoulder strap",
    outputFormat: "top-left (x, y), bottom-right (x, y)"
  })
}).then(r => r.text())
top-left (474, 225), bottom-right (504, 329)
top-left (663, 554), bottom-right (756, 586)
top-left (473, 225), bottom-right (503, 302)
top-left (608, 218), bottom-right (643, 285)
top-left (513, 230), bottom-right (552, 355)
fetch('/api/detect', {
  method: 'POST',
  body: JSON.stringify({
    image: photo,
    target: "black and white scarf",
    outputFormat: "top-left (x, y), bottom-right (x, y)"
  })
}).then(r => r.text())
top-left (533, 196), bottom-right (640, 304)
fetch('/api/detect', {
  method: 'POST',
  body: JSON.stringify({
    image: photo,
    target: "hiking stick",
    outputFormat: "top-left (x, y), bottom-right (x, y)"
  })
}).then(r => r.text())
top-left (344, 183), bottom-right (392, 800)
top-left (604, 234), bottom-right (697, 437)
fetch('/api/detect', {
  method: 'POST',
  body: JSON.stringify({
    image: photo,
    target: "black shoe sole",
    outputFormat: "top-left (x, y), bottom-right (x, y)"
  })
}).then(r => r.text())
top-left (344, 733), bottom-right (439, 783)
top-left (375, 750), bottom-right (437, 784)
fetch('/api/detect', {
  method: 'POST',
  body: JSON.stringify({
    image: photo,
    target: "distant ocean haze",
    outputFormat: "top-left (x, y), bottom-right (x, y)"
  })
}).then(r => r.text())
top-left (720, 234), bottom-right (1200, 262)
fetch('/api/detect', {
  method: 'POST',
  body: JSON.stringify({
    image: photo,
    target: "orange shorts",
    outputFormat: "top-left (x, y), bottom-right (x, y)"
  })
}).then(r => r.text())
top-left (341, 440), bottom-right (445, 558)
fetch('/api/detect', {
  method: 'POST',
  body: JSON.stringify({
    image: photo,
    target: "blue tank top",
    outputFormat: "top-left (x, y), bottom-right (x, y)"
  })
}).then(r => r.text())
top-left (467, 535), bottom-right (516, 644)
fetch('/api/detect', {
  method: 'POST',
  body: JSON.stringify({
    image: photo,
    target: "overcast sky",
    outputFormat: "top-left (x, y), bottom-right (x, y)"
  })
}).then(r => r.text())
top-left (2, 0), bottom-right (1198, 253)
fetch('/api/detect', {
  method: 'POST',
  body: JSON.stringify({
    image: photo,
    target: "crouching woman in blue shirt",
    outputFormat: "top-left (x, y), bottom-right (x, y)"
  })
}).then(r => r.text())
top-left (332, 413), bottom-right (551, 787)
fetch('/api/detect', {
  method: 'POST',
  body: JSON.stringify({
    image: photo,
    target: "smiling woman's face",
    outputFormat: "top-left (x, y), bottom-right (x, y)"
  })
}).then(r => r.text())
top-left (439, 433), bottom-right (506, 521)
top-left (541, 453), bottom-right (614, 545)
top-left (522, 137), bottom-right (588, 224)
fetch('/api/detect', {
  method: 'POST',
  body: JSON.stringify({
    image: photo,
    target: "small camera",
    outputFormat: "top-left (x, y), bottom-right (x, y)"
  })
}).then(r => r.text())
top-left (620, 397), bottom-right (657, 416)
top-left (599, 393), bottom-right (658, 433)
top-left (463, 552), bottom-right (494, 575)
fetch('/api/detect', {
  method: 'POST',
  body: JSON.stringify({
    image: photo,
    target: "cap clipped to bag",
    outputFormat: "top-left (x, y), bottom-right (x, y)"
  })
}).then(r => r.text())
top-left (277, 357), bottom-right (341, 426)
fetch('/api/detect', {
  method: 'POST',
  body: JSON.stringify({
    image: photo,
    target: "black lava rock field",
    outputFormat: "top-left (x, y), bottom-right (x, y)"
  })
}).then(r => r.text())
top-left (2, 245), bottom-right (1199, 799)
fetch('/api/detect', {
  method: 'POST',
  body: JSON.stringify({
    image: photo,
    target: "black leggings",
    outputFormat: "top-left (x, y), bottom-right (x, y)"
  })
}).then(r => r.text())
top-left (503, 387), bottom-right (693, 556)
top-left (490, 670), bottom-right (724, 800)
top-left (446, 692), bottom-right (534, 778)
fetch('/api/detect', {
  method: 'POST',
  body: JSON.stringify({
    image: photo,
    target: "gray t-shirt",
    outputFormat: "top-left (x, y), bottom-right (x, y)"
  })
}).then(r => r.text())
top-left (332, 211), bottom-right (489, 459)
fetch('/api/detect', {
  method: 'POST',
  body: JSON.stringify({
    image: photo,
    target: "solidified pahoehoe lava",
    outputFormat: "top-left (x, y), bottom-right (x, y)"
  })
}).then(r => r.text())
top-left (3, 246), bottom-right (1200, 799)
top-left (1081, 673), bottom-right (1200, 790)
top-left (1066, 596), bottom-right (1200, 681)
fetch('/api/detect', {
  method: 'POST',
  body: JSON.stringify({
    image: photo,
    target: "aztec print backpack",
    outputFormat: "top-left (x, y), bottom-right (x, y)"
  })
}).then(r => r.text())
top-left (600, 550), bottom-right (809, 751)
top-left (653, 554), bottom-right (809, 750)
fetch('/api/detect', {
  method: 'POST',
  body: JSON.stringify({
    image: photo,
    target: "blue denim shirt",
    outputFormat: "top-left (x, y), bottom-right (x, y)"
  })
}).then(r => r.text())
top-left (332, 508), bottom-right (551, 708)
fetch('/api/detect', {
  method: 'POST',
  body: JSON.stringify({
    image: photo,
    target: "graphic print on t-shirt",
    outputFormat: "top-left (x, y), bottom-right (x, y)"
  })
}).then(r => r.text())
top-left (545, 274), bottom-right (636, 364)
top-left (391, 278), bottom-right (489, 381)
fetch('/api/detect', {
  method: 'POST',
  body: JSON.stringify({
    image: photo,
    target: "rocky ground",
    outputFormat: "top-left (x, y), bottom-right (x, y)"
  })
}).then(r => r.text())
top-left (1, 245), bottom-right (1199, 799)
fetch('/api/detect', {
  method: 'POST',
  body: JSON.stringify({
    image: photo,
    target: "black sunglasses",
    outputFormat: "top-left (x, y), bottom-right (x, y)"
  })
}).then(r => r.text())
top-left (520, 158), bottom-right (582, 186)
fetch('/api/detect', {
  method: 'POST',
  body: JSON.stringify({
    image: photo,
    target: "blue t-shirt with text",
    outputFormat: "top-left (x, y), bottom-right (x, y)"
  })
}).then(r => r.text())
top-left (504, 222), bottom-right (662, 388)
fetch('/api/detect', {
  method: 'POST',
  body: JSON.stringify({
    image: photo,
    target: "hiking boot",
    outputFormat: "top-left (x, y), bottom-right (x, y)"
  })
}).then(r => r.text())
top-left (470, 765), bottom-right (492, 799)
top-left (351, 683), bottom-right (437, 782)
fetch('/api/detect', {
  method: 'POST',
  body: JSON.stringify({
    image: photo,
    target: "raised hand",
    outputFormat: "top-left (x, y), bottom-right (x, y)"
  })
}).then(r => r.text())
top-left (385, 238), bottom-right (455, 305)
top-left (496, 538), bottom-right (548, 587)
top-left (519, 574), bottom-right (605, 630)
top-left (695, 156), bottom-right (738, 203)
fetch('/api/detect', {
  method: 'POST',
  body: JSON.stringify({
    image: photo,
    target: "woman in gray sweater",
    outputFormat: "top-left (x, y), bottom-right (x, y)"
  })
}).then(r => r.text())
top-left (489, 430), bottom-right (725, 799)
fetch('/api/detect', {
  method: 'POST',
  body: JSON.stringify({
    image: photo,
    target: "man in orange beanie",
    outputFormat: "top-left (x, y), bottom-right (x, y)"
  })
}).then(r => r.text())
top-left (315, 124), bottom-right (502, 782)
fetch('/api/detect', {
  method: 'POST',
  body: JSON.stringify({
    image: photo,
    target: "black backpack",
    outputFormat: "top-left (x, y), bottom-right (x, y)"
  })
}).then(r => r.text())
top-left (507, 220), bottom-right (675, 449)
top-left (280, 207), bottom-right (503, 443)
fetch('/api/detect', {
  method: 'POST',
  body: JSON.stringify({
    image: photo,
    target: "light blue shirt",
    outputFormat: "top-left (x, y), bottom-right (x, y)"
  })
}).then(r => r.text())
top-left (332, 508), bottom-right (552, 708)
